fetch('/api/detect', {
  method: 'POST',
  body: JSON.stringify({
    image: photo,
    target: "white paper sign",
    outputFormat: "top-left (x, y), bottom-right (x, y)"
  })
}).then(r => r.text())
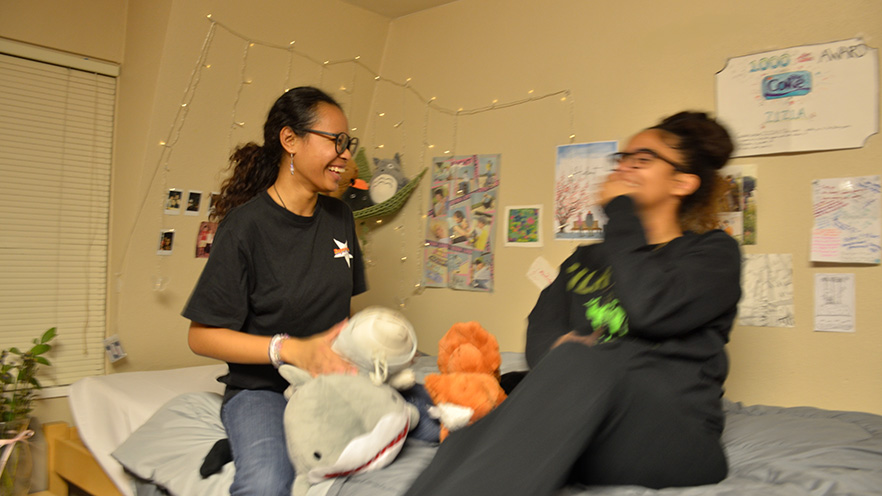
top-left (716, 38), bottom-right (878, 157)
top-left (527, 256), bottom-right (558, 290)
top-left (814, 273), bottom-right (855, 333)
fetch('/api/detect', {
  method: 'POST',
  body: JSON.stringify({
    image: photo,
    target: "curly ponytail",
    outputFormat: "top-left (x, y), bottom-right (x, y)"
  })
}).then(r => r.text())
top-left (650, 111), bottom-right (734, 233)
top-left (210, 87), bottom-right (341, 222)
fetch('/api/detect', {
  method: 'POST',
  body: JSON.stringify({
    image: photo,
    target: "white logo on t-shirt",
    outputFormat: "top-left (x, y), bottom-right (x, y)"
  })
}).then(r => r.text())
top-left (333, 239), bottom-right (353, 268)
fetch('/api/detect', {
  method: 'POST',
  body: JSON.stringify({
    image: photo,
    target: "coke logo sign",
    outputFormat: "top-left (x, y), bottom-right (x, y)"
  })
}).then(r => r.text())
top-left (762, 71), bottom-right (812, 100)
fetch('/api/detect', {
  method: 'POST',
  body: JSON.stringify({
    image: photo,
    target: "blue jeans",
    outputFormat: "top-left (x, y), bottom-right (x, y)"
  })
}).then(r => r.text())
top-left (221, 389), bottom-right (295, 496)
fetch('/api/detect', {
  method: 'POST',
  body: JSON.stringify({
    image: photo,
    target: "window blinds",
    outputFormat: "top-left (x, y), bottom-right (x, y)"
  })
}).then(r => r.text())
top-left (0, 52), bottom-right (116, 386)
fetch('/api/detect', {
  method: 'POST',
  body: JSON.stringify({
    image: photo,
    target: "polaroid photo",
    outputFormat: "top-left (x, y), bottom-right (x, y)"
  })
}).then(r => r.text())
top-left (185, 190), bottom-right (203, 216)
top-left (165, 189), bottom-right (183, 215)
top-left (103, 334), bottom-right (128, 363)
top-left (209, 192), bottom-right (221, 217)
top-left (158, 229), bottom-right (175, 255)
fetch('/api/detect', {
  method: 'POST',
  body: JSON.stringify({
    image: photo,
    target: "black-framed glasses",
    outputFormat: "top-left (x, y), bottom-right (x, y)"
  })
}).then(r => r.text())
top-left (305, 129), bottom-right (359, 156)
top-left (608, 149), bottom-right (689, 174)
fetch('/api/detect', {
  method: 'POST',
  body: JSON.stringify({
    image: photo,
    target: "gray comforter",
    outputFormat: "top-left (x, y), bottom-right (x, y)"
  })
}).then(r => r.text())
top-left (113, 354), bottom-right (882, 496)
top-left (324, 400), bottom-right (882, 496)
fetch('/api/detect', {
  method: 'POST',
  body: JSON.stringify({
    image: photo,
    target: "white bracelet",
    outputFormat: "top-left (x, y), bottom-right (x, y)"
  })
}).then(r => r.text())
top-left (269, 333), bottom-right (289, 368)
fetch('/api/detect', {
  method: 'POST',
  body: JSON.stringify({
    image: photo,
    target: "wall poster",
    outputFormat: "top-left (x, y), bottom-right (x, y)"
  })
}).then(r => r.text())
top-left (716, 38), bottom-right (878, 157)
top-left (554, 141), bottom-right (617, 241)
top-left (424, 154), bottom-right (500, 291)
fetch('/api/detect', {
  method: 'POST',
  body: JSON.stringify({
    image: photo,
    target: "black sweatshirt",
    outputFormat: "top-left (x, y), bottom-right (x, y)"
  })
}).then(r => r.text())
top-left (526, 196), bottom-right (742, 430)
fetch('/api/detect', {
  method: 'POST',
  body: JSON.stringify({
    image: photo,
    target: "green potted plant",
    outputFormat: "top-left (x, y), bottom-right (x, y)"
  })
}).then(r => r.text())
top-left (0, 327), bottom-right (56, 496)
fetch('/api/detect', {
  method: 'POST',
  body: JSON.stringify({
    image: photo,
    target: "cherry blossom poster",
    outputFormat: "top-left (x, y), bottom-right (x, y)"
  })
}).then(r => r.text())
top-left (424, 154), bottom-right (500, 291)
top-left (554, 141), bottom-right (617, 241)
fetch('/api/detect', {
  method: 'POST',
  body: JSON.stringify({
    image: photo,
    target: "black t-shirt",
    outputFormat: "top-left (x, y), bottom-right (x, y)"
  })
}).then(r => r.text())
top-left (182, 192), bottom-right (367, 393)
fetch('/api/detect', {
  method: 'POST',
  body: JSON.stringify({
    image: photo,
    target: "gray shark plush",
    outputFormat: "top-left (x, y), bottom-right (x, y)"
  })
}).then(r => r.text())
top-left (279, 365), bottom-right (419, 496)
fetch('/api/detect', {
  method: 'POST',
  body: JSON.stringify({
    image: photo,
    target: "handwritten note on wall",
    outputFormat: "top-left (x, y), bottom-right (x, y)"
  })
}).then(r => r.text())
top-left (738, 254), bottom-right (795, 328)
top-left (811, 175), bottom-right (881, 264)
top-left (814, 273), bottom-right (856, 332)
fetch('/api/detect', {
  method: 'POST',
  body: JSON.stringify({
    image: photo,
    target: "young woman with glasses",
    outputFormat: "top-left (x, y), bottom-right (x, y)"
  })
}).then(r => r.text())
top-left (183, 86), bottom-right (366, 496)
top-left (405, 111), bottom-right (741, 496)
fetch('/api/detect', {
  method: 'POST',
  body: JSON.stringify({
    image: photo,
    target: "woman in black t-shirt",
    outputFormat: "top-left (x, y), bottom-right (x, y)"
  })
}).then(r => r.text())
top-left (405, 112), bottom-right (741, 496)
top-left (183, 87), bottom-right (366, 496)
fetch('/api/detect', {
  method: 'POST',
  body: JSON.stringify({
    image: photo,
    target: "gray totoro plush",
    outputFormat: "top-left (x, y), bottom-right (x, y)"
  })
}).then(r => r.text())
top-left (369, 153), bottom-right (409, 204)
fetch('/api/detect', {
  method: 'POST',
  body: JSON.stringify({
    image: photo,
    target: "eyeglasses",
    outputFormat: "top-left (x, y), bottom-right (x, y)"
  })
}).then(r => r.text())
top-left (305, 129), bottom-right (359, 156)
top-left (608, 149), bottom-right (689, 174)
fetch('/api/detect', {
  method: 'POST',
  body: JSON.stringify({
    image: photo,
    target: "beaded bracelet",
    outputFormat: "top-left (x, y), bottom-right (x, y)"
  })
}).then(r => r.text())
top-left (268, 333), bottom-right (289, 368)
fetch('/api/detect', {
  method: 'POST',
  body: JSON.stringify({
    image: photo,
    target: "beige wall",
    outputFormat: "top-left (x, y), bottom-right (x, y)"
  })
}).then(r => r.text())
top-left (6, 0), bottom-right (882, 438)
top-left (0, 0), bottom-right (126, 63)
top-left (107, 0), bottom-right (391, 373)
top-left (359, 0), bottom-right (882, 415)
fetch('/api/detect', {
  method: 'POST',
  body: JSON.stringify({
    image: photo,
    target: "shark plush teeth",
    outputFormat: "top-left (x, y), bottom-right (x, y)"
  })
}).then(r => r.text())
top-left (279, 365), bottom-right (419, 496)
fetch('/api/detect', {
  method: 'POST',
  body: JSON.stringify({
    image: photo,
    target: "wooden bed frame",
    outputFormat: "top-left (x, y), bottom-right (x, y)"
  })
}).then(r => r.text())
top-left (35, 421), bottom-right (123, 496)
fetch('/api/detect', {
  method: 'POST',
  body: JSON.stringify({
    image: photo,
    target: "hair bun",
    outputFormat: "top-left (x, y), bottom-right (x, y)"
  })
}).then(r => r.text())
top-left (653, 111), bottom-right (734, 170)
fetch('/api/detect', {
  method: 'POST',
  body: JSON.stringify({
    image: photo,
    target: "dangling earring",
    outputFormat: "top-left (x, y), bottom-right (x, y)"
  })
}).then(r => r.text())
top-left (289, 153), bottom-right (295, 175)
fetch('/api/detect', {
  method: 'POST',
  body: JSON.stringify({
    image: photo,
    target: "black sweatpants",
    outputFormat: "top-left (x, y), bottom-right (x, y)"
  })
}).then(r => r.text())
top-left (403, 341), bottom-right (728, 496)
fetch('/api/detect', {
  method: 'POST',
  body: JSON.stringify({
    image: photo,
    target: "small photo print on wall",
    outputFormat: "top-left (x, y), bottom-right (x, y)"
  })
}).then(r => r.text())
top-left (165, 189), bottom-right (183, 214)
top-left (185, 190), bottom-right (203, 216)
top-left (195, 221), bottom-right (217, 258)
top-left (209, 192), bottom-right (221, 217)
top-left (157, 229), bottom-right (175, 255)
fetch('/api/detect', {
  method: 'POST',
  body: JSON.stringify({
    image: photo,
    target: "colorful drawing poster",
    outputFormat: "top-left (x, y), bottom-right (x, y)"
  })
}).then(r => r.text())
top-left (505, 205), bottom-right (542, 247)
top-left (811, 175), bottom-right (881, 264)
top-left (424, 154), bottom-right (500, 292)
top-left (717, 164), bottom-right (758, 245)
top-left (716, 38), bottom-right (879, 157)
top-left (554, 141), bottom-right (617, 241)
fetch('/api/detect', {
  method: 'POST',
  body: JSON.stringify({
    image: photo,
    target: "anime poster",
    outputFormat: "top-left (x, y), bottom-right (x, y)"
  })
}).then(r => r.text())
top-left (423, 154), bottom-right (500, 291)
top-left (717, 164), bottom-right (758, 245)
top-left (554, 141), bottom-right (617, 240)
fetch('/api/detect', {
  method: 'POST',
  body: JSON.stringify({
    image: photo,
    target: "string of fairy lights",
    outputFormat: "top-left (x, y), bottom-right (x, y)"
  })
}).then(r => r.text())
top-left (136, 14), bottom-right (577, 310)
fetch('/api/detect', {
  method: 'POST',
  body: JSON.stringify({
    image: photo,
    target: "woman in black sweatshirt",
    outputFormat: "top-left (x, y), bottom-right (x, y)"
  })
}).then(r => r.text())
top-left (405, 111), bottom-right (742, 496)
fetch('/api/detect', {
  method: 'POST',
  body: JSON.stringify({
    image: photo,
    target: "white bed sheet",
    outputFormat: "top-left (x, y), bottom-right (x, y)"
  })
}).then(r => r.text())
top-left (69, 363), bottom-right (228, 496)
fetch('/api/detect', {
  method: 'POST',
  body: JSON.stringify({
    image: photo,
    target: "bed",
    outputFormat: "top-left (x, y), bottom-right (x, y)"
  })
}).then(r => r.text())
top-left (48, 354), bottom-right (882, 496)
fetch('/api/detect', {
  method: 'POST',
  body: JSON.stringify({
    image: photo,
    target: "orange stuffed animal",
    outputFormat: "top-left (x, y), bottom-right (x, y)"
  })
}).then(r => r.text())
top-left (328, 158), bottom-right (359, 199)
top-left (424, 322), bottom-right (507, 441)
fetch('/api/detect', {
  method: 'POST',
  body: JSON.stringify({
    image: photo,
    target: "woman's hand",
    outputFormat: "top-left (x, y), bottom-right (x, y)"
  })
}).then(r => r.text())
top-left (552, 330), bottom-right (601, 349)
top-left (282, 320), bottom-right (357, 376)
top-left (599, 171), bottom-right (637, 206)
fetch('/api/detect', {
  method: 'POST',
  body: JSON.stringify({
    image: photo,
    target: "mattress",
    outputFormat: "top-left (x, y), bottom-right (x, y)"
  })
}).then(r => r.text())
top-left (68, 363), bottom-right (228, 496)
